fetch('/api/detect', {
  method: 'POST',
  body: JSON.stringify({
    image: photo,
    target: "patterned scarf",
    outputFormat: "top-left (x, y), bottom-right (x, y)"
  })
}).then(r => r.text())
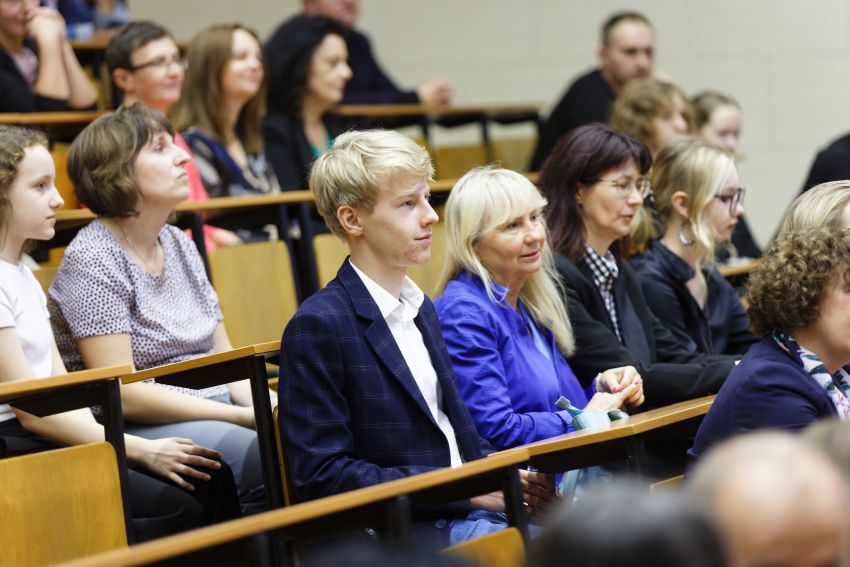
top-left (773, 331), bottom-right (850, 420)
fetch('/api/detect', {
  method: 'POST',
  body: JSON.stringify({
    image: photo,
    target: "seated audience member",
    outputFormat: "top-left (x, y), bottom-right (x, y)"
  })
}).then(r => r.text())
top-left (630, 137), bottom-right (756, 355)
top-left (263, 15), bottom-right (351, 191)
top-left (279, 129), bottom-right (555, 547)
top-left (527, 480), bottom-right (727, 567)
top-left (689, 432), bottom-right (850, 567)
top-left (0, 0), bottom-right (98, 112)
top-left (779, 179), bottom-right (850, 235)
top-left (540, 123), bottom-right (735, 408)
top-left (531, 11), bottom-right (654, 170)
top-left (0, 124), bottom-right (240, 540)
top-left (106, 21), bottom-right (242, 249)
top-left (53, 0), bottom-right (129, 39)
top-left (801, 130), bottom-right (850, 194)
top-left (692, 90), bottom-right (761, 261)
top-left (300, 0), bottom-right (451, 105)
top-left (609, 77), bottom-right (689, 158)
top-left (434, 166), bottom-right (643, 450)
top-left (689, 226), bottom-right (850, 463)
top-left (48, 104), bottom-right (267, 515)
top-left (171, 24), bottom-right (281, 242)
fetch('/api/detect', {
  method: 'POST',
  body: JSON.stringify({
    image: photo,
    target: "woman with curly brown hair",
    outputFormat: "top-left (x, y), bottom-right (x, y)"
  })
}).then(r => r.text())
top-left (689, 226), bottom-right (850, 464)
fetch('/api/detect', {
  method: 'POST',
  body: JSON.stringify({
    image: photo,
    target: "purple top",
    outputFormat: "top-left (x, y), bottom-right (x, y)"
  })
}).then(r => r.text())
top-left (48, 220), bottom-right (227, 399)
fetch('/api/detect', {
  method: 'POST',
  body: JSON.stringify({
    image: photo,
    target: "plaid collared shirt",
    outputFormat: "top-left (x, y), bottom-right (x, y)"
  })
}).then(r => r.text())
top-left (584, 243), bottom-right (623, 342)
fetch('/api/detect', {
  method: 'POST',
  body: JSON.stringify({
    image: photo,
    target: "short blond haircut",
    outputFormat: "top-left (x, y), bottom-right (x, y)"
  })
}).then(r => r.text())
top-left (437, 166), bottom-right (575, 356)
top-left (778, 181), bottom-right (850, 237)
top-left (610, 78), bottom-right (692, 154)
top-left (631, 136), bottom-right (734, 263)
top-left (310, 129), bottom-right (434, 237)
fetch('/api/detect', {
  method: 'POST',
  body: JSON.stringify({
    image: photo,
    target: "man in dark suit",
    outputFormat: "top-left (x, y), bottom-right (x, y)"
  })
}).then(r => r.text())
top-left (279, 129), bottom-right (554, 547)
top-left (531, 12), bottom-right (655, 170)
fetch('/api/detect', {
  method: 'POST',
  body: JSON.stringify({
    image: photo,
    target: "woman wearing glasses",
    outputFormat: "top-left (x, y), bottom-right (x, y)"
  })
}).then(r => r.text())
top-left (630, 137), bottom-right (756, 355)
top-left (540, 124), bottom-right (735, 409)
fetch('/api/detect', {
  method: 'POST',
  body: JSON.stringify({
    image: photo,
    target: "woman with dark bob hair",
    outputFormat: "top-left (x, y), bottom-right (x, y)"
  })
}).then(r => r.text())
top-left (48, 104), bottom-right (268, 515)
top-left (263, 14), bottom-right (351, 190)
top-left (539, 123), bottom-right (735, 408)
top-left (689, 226), bottom-right (850, 464)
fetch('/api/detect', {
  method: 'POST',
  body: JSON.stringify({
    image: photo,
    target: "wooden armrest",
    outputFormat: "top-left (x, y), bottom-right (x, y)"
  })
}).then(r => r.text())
top-left (718, 258), bottom-right (761, 277)
top-left (0, 111), bottom-right (103, 126)
top-left (0, 364), bottom-right (132, 404)
top-left (60, 448), bottom-right (530, 567)
top-left (625, 395), bottom-right (715, 435)
top-left (249, 340), bottom-right (281, 357)
top-left (120, 347), bottom-right (257, 386)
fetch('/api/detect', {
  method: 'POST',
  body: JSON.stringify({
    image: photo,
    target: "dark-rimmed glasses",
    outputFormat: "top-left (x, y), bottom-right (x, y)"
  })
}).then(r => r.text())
top-left (129, 53), bottom-right (186, 72)
top-left (713, 187), bottom-right (746, 214)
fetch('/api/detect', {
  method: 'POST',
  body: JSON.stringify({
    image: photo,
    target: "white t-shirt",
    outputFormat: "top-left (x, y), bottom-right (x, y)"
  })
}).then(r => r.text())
top-left (0, 260), bottom-right (53, 422)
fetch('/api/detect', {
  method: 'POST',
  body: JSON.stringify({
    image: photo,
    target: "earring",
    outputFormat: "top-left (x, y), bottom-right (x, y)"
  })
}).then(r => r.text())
top-left (678, 218), bottom-right (695, 247)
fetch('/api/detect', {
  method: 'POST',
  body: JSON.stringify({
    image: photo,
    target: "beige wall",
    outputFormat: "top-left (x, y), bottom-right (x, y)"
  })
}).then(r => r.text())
top-left (134, 0), bottom-right (850, 246)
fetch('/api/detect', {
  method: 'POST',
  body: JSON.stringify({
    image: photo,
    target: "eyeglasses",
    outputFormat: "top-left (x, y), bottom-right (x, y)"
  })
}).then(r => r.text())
top-left (713, 187), bottom-right (746, 214)
top-left (129, 53), bottom-right (187, 72)
top-left (596, 177), bottom-right (652, 200)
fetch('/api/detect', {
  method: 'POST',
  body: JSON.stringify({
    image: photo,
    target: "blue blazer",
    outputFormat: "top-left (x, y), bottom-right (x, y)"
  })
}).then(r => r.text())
top-left (688, 337), bottom-right (838, 465)
top-left (279, 260), bottom-right (491, 526)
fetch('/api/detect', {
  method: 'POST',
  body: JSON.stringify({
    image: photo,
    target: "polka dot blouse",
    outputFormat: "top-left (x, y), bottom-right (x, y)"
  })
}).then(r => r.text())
top-left (48, 220), bottom-right (228, 399)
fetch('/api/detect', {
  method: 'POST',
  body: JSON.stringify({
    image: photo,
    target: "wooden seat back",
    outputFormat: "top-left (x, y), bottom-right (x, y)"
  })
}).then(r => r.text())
top-left (50, 143), bottom-right (78, 210)
top-left (0, 442), bottom-right (127, 565)
top-left (208, 240), bottom-right (298, 347)
top-left (32, 266), bottom-right (59, 294)
top-left (272, 405), bottom-right (297, 507)
top-left (442, 527), bottom-right (525, 567)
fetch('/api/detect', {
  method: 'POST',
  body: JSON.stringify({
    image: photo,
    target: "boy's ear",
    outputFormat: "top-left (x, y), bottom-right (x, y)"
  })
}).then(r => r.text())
top-left (112, 68), bottom-right (134, 94)
top-left (337, 205), bottom-right (363, 237)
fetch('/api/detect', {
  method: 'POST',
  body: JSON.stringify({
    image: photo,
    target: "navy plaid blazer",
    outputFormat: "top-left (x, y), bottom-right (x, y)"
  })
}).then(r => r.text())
top-left (279, 259), bottom-right (492, 519)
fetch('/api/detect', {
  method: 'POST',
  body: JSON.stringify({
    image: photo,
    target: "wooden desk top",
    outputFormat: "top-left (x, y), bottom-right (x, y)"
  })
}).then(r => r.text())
top-left (0, 364), bottom-right (132, 404)
top-left (120, 347), bottom-right (257, 385)
top-left (54, 175), bottom-right (539, 228)
top-left (516, 395), bottom-right (715, 458)
top-left (251, 340), bottom-right (281, 356)
top-left (718, 258), bottom-right (761, 278)
top-left (0, 111), bottom-right (102, 126)
top-left (68, 29), bottom-right (118, 51)
top-left (334, 103), bottom-right (542, 118)
top-left (59, 449), bottom-right (530, 567)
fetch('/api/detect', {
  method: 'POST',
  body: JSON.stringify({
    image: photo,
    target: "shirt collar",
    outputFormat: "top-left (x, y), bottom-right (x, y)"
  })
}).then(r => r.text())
top-left (583, 243), bottom-right (619, 281)
top-left (650, 239), bottom-right (695, 282)
top-left (349, 259), bottom-right (425, 320)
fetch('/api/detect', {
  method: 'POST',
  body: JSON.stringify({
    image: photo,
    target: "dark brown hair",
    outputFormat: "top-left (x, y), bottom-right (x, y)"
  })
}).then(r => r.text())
top-left (68, 103), bottom-right (173, 218)
top-left (539, 123), bottom-right (652, 261)
top-left (746, 226), bottom-right (850, 337)
top-left (105, 21), bottom-right (173, 75)
top-left (171, 24), bottom-right (266, 154)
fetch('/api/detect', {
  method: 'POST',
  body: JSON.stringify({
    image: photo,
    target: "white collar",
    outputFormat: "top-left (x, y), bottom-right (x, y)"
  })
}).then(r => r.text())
top-left (349, 259), bottom-right (425, 320)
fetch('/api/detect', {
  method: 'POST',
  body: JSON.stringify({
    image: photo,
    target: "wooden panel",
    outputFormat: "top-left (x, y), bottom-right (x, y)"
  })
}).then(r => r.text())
top-left (50, 143), bottom-right (78, 209)
top-left (313, 233), bottom-right (349, 288)
top-left (493, 138), bottom-right (535, 172)
top-left (0, 442), bottom-right (126, 565)
top-left (433, 144), bottom-right (488, 179)
top-left (442, 527), bottom-right (525, 567)
top-left (32, 266), bottom-right (58, 294)
top-left (650, 475), bottom-right (685, 491)
top-left (208, 241), bottom-right (298, 347)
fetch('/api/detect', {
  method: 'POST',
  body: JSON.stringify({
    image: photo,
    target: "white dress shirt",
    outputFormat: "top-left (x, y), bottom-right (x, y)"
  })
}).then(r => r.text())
top-left (350, 260), bottom-right (463, 467)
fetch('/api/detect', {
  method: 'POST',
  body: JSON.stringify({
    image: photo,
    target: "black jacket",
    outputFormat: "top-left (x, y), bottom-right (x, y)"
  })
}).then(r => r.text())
top-left (801, 132), bottom-right (850, 193)
top-left (556, 253), bottom-right (735, 408)
top-left (631, 240), bottom-right (757, 356)
top-left (343, 28), bottom-right (419, 105)
top-left (263, 111), bottom-right (342, 191)
top-left (530, 69), bottom-right (614, 170)
top-left (0, 40), bottom-right (69, 113)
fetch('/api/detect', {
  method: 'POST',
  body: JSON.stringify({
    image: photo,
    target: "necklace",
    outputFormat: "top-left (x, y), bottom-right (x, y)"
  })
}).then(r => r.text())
top-left (114, 220), bottom-right (160, 273)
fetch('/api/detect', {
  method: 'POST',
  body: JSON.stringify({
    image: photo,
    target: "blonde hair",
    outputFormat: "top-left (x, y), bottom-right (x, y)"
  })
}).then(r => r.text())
top-left (691, 90), bottom-right (740, 131)
top-left (310, 130), bottom-right (434, 237)
top-left (778, 181), bottom-right (850, 237)
top-left (631, 136), bottom-right (733, 264)
top-left (437, 166), bottom-right (575, 356)
top-left (610, 78), bottom-right (692, 155)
